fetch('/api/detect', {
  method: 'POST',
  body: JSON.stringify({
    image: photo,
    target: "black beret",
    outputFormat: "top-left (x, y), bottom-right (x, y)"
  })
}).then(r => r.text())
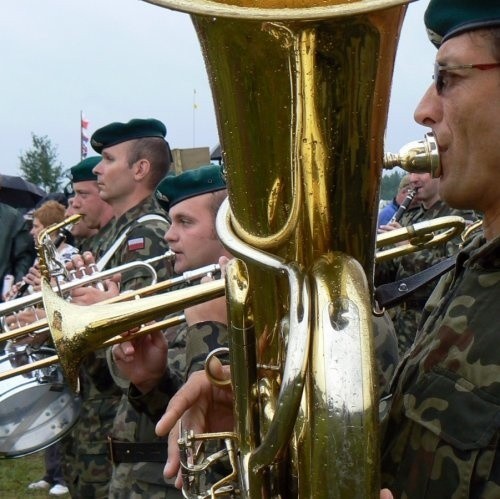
top-left (69, 156), bottom-right (101, 183)
top-left (91, 118), bottom-right (167, 153)
top-left (156, 164), bottom-right (226, 211)
top-left (425, 0), bottom-right (500, 47)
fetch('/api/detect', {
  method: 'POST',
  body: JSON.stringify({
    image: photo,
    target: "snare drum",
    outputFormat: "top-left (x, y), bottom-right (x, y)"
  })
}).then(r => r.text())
top-left (0, 345), bottom-right (81, 458)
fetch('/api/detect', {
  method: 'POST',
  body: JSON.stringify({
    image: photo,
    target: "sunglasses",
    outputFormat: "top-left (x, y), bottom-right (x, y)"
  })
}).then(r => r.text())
top-left (433, 62), bottom-right (500, 95)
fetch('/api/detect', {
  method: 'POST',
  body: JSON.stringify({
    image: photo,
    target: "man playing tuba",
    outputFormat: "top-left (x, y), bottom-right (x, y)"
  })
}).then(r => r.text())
top-left (156, 1), bottom-right (500, 498)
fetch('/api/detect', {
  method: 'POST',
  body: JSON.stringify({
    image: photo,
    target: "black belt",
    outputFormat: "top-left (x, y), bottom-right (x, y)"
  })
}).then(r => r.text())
top-left (107, 437), bottom-right (168, 463)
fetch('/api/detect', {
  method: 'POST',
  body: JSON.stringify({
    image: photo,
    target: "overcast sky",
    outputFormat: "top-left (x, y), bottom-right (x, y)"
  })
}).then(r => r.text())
top-left (1, 0), bottom-right (434, 178)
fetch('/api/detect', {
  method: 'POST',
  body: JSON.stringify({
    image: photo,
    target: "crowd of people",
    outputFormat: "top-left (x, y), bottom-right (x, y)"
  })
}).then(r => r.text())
top-left (0, 0), bottom-right (499, 498)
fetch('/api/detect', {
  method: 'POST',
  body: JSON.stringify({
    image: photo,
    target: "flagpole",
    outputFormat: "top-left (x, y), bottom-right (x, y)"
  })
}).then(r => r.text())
top-left (80, 110), bottom-right (83, 161)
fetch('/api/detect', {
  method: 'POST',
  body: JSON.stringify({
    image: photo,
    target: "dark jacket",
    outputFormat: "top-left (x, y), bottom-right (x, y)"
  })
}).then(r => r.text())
top-left (0, 202), bottom-right (36, 297)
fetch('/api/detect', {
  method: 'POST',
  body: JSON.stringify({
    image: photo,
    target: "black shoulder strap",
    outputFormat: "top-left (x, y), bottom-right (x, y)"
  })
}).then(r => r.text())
top-left (375, 255), bottom-right (457, 309)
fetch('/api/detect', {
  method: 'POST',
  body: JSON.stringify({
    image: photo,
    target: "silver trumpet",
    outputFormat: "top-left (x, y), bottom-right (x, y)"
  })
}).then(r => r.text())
top-left (0, 251), bottom-right (175, 324)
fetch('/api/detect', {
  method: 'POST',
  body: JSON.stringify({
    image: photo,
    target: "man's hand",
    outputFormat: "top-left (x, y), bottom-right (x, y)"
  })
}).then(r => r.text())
top-left (377, 221), bottom-right (402, 235)
top-left (23, 264), bottom-right (42, 292)
top-left (70, 279), bottom-right (120, 305)
top-left (4, 307), bottom-right (48, 346)
top-left (66, 251), bottom-right (121, 305)
top-left (112, 330), bottom-right (168, 394)
top-left (156, 361), bottom-right (234, 488)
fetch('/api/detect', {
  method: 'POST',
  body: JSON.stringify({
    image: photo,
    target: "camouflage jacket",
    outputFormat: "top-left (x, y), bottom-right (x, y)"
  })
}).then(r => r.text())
top-left (375, 200), bottom-right (477, 355)
top-left (87, 196), bottom-right (173, 495)
top-left (381, 233), bottom-right (500, 498)
top-left (95, 195), bottom-right (172, 290)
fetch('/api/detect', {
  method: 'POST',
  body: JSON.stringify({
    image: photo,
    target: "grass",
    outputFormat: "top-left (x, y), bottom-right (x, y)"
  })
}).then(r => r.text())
top-left (0, 452), bottom-right (47, 498)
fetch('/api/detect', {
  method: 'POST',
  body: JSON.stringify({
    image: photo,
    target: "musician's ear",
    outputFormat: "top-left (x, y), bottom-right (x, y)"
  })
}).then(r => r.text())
top-left (133, 159), bottom-right (151, 181)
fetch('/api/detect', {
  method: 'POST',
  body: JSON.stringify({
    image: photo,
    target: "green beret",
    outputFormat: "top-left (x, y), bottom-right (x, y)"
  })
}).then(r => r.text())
top-left (91, 118), bottom-right (167, 153)
top-left (69, 156), bottom-right (101, 183)
top-left (156, 164), bottom-right (226, 211)
top-left (425, 0), bottom-right (500, 47)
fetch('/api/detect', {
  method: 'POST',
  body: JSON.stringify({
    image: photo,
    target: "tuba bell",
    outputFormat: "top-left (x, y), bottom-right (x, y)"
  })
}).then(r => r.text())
top-left (143, 1), bottom-right (412, 497)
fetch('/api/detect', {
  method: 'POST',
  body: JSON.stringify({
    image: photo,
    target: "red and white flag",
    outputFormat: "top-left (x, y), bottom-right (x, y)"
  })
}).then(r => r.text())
top-left (81, 112), bottom-right (90, 159)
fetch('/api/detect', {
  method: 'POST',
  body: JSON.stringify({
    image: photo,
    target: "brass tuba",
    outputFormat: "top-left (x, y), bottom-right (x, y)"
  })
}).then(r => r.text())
top-left (144, 1), bottom-right (412, 497)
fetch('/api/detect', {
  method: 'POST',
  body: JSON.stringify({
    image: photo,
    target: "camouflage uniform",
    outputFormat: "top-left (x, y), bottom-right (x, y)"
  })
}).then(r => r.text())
top-left (107, 322), bottom-right (227, 498)
top-left (102, 196), bottom-right (174, 497)
top-left (372, 312), bottom-right (399, 399)
top-left (381, 233), bottom-right (500, 498)
top-left (375, 201), bottom-right (477, 356)
top-left (95, 195), bottom-right (172, 287)
top-left (63, 198), bottom-right (171, 498)
top-left (61, 221), bottom-right (126, 498)
top-left (62, 351), bottom-right (123, 498)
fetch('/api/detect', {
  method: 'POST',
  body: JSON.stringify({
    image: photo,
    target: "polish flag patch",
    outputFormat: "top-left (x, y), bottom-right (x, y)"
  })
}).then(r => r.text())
top-left (127, 237), bottom-right (145, 251)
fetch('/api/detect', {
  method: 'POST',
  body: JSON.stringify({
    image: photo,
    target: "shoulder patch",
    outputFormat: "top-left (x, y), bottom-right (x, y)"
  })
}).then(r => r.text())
top-left (127, 237), bottom-right (145, 251)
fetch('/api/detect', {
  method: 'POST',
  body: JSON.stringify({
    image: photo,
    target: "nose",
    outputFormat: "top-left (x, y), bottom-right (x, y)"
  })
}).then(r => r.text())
top-left (414, 83), bottom-right (441, 127)
top-left (164, 224), bottom-right (177, 244)
top-left (92, 160), bottom-right (103, 176)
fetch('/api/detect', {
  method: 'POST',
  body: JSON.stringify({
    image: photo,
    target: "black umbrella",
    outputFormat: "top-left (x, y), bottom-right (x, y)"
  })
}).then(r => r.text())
top-left (0, 174), bottom-right (46, 210)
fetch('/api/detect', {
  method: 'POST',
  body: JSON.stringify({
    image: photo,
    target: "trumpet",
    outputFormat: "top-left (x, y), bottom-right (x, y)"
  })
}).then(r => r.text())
top-left (0, 263), bottom-right (221, 353)
top-left (9, 226), bottom-right (76, 300)
top-left (42, 275), bottom-right (225, 392)
top-left (0, 252), bottom-right (174, 322)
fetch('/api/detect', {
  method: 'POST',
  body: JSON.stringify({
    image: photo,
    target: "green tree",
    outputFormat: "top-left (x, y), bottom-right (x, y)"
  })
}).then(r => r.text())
top-left (19, 133), bottom-right (64, 192)
top-left (380, 170), bottom-right (405, 201)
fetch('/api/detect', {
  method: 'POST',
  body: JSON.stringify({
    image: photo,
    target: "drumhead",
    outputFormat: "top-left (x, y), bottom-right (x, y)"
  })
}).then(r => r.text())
top-left (0, 347), bottom-right (81, 458)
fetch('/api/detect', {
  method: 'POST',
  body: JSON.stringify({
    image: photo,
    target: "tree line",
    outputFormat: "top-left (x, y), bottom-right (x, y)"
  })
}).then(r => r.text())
top-left (18, 133), bottom-right (65, 193)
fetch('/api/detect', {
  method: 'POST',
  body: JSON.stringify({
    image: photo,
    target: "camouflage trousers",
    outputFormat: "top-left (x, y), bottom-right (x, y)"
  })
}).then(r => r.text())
top-left (61, 435), bottom-right (113, 499)
top-left (108, 462), bottom-right (182, 498)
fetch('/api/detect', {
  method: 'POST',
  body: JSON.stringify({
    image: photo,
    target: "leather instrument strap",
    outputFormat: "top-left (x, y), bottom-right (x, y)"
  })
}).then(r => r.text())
top-left (375, 255), bottom-right (457, 309)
